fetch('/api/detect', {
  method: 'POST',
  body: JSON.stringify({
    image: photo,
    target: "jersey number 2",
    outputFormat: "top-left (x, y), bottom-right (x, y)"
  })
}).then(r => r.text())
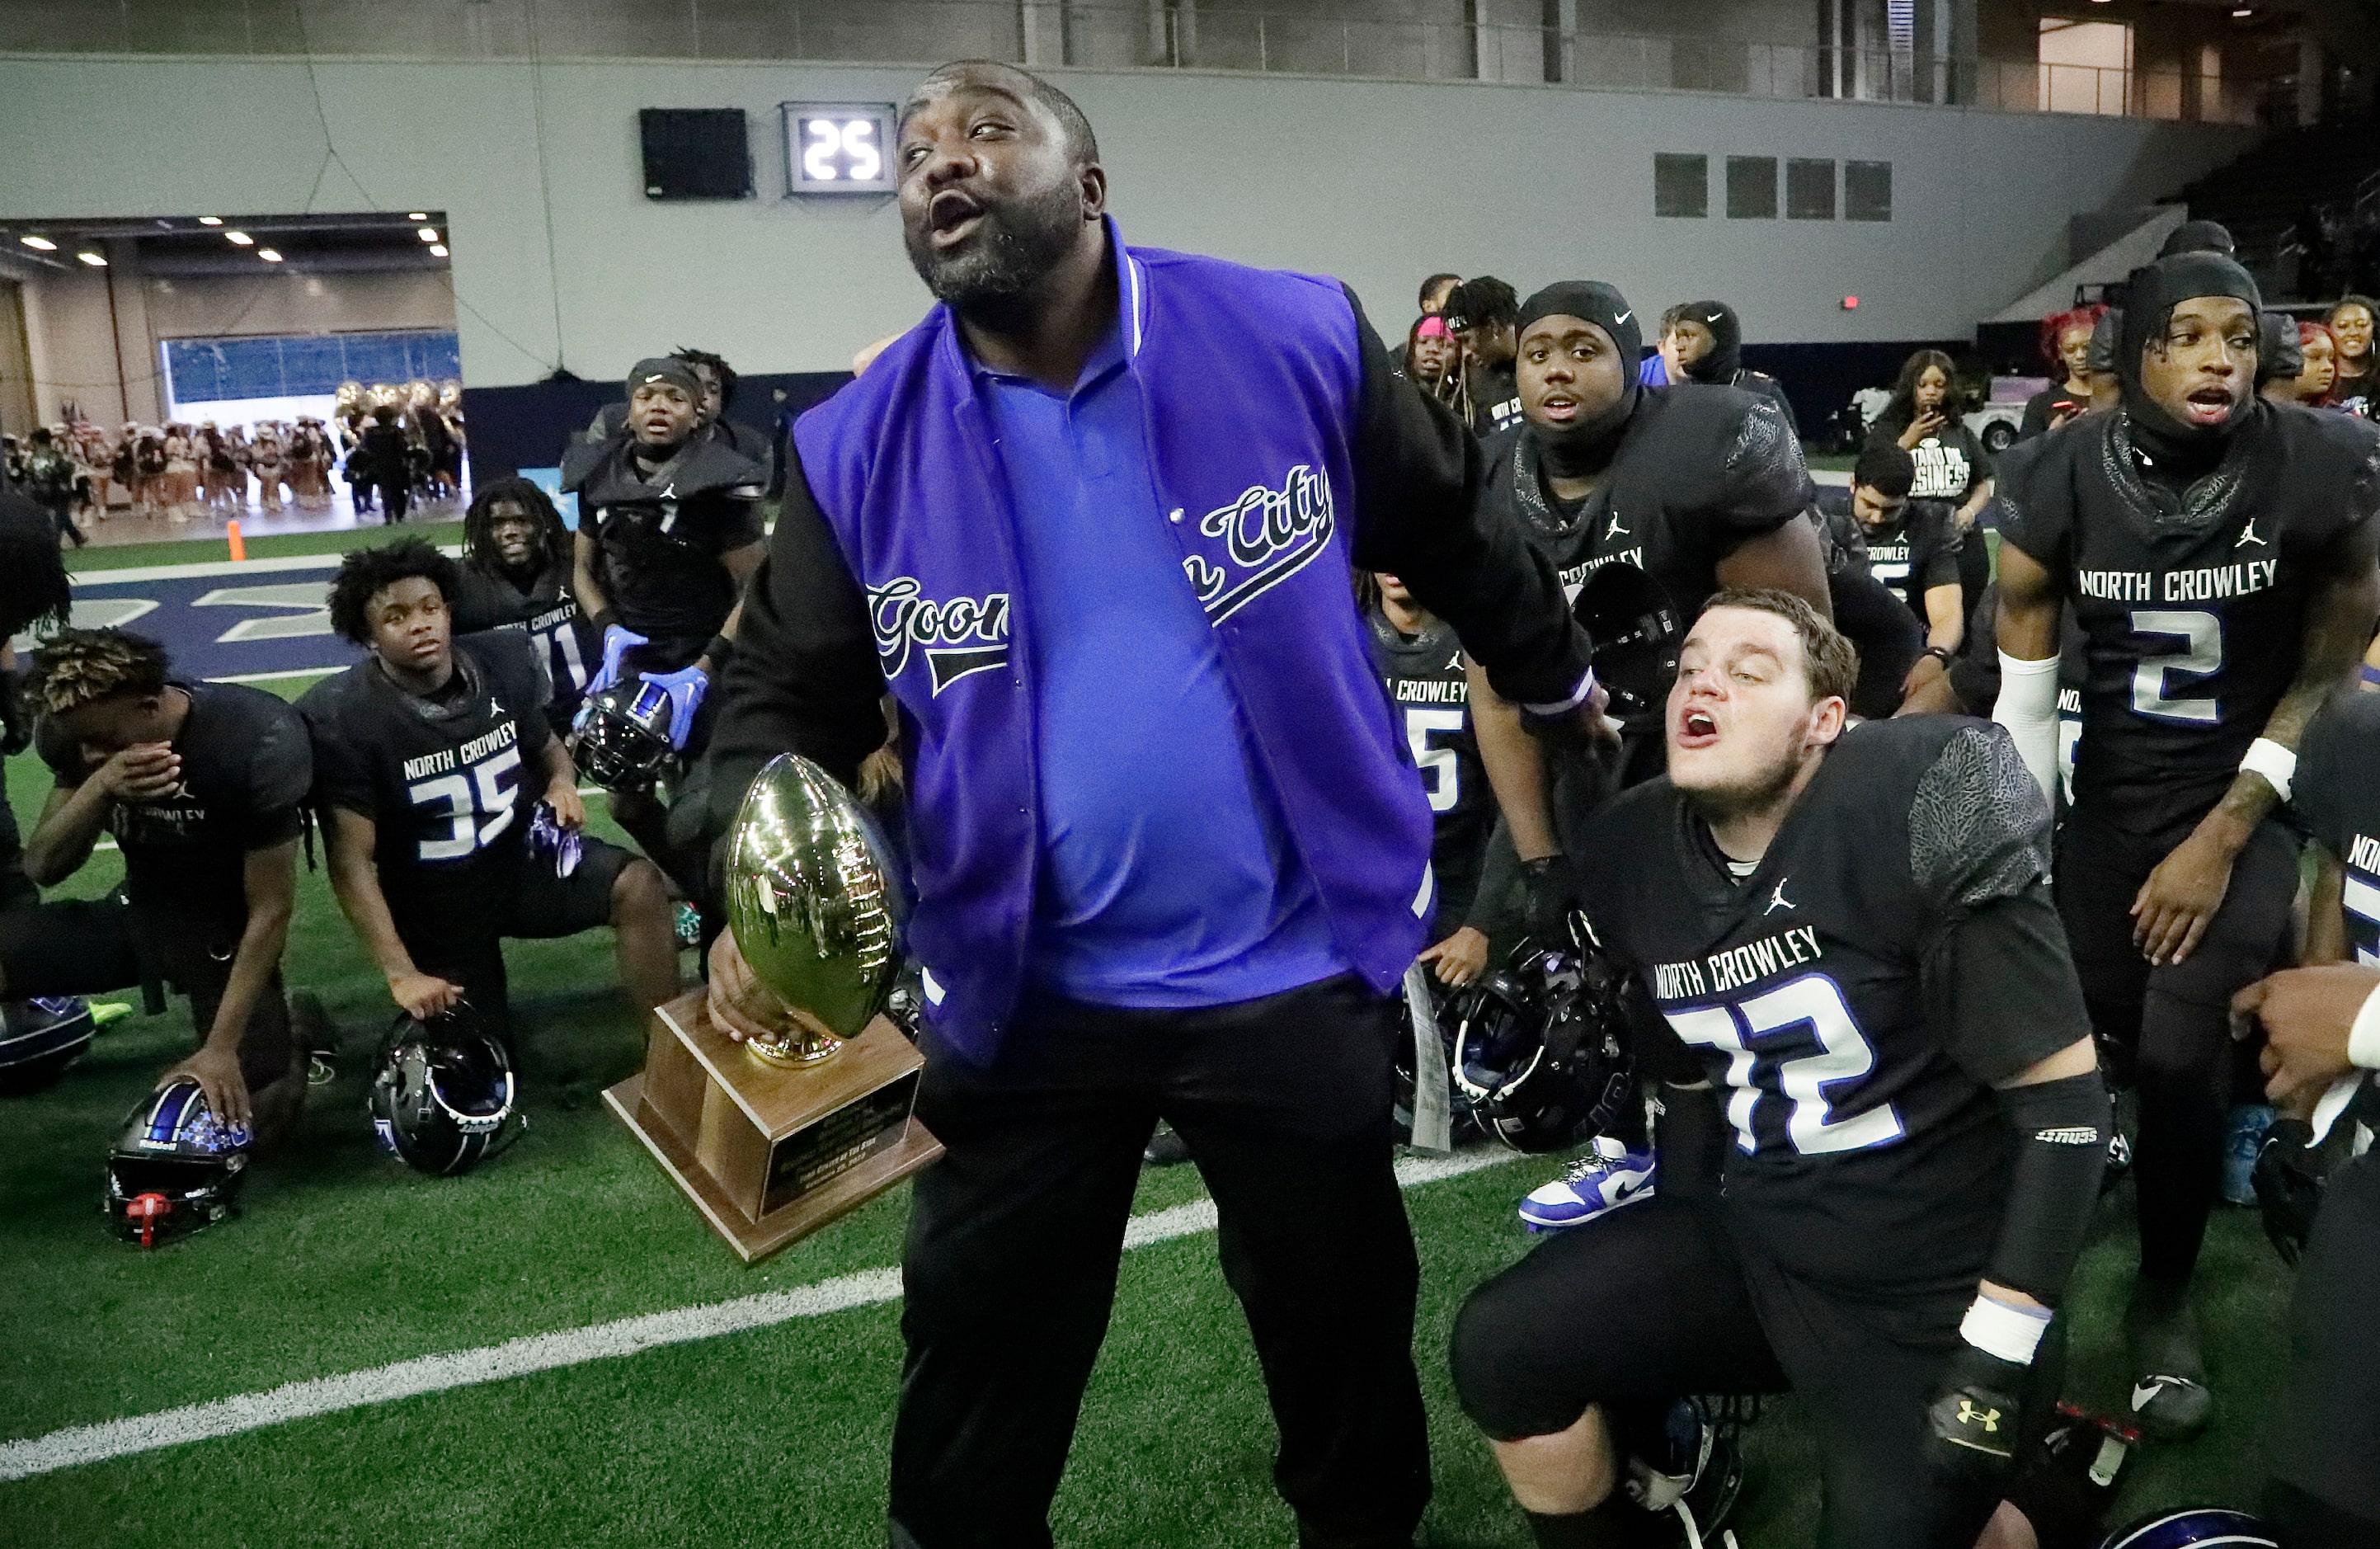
top-left (2129, 609), bottom-right (2221, 725)
top-left (1663, 972), bottom-right (1905, 1156)
top-left (1405, 708), bottom-right (1465, 814)
top-left (408, 746), bottom-right (522, 862)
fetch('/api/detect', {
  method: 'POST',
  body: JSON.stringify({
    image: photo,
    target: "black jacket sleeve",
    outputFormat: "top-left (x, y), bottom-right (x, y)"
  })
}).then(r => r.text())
top-left (700, 437), bottom-right (888, 835)
top-left (1340, 285), bottom-right (1593, 708)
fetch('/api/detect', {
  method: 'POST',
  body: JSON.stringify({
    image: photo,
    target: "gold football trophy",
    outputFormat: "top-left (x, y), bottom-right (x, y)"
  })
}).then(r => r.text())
top-left (604, 755), bottom-right (943, 1262)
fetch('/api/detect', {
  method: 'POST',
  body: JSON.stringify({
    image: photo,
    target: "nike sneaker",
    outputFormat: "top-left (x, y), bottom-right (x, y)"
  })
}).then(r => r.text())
top-left (1518, 1136), bottom-right (1655, 1231)
top-left (2125, 1283), bottom-right (2213, 1441)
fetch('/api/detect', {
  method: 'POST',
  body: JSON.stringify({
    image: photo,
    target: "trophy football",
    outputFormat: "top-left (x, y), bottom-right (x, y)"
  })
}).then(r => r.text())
top-left (604, 754), bottom-right (942, 1262)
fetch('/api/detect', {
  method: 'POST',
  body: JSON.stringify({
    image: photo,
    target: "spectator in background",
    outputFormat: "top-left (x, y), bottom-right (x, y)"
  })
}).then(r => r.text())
top-left (360, 406), bottom-right (412, 524)
top-left (2260, 311), bottom-right (2307, 407)
top-left (1870, 348), bottom-right (1992, 524)
top-left (1446, 275), bottom-right (1522, 438)
top-left (1658, 299), bottom-right (1795, 432)
top-left (21, 429), bottom-right (82, 549)
top-left (2021, 304), bottom-right (2103, 439)
top-left (2324, 295), bottom-right (2375, 417)
top-left (2295, 320), bottom-right (2338, 405)
top-left (1390, 273), bottom-right (1464, 374)
top-left (1400, 314), bottom-right (1460, 403)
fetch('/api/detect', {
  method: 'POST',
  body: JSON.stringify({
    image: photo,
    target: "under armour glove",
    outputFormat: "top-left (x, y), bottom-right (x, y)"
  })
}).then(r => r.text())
top-left (588, 624), bottom-right (649, 695)
top-left (2251, 1117), bottom-right (2326, 1268)
top-left (1519, 855), bottom-right (1581, 948)
top-left (1926, 1300), bottom-right (2048, 1496)
top-left (638, 664), bottom-right (708, 751)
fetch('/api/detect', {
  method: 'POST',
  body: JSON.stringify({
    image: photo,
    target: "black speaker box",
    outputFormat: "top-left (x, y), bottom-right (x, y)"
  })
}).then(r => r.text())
top-left (640, 108), bottom-right (753, 200)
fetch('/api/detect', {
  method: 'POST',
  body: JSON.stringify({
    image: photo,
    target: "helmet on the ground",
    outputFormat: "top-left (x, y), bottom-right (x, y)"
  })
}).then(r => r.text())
top-left (104, 1077), bottom-right (249, 1246)
top-left (1618, 1395), bottom-right (1748, 1545)
top-left (1450, 928), bottom-right (1636, 1153)
top-left (568, 677), bottom-right (676, 794)
top-left (1572, 560), bottom-right (1683, 723)
top-left (369, 1005), bottom-right (522, 1176)
top-left (2097, 1509), bottom-right (2278, 1548)
top-left (0, 996), bottom-right (95, 1096)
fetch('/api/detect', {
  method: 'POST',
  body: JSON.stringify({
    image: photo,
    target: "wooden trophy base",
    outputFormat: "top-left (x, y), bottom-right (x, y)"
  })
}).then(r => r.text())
top-left (604, 990), bottom-right (943, 1264)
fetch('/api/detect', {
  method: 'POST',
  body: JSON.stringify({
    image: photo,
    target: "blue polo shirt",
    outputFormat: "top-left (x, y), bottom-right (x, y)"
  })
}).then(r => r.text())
top-left (975, 321), bottom-right (1350, 1009)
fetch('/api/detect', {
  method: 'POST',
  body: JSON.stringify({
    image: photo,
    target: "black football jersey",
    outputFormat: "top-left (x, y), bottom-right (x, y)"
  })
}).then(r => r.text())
top-left (447, 558), bottom-right (600, 734)
top-left (298, 632), bottom-right (553, 911)
top-left (1579, 716), bottom-right (2087, 1295)
top-left (1817, 487), bottom-right (1961, 622)
top-left (1470, 360), bottom-right (1523, 440)
top-left (2001, 401), bottom-right (2380, 836)
top-left (37, 682), bottom-right (311, 931)
top-left (562, 436), bottom-right (764, 655)
top-left (1366, 607), bottom-right (1492, 911)
top-left (2293, 689), bottom-right (2380, 965)
top-left (1480, 384), bottom-right (1811, 612)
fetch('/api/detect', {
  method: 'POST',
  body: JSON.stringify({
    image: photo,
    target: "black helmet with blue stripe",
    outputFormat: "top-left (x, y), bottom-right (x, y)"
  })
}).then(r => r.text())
top-left (104, 1076), bottom-right (251, 1246)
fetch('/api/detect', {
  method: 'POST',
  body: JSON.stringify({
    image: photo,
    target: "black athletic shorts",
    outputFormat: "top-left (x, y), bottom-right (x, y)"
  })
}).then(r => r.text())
top-left (2267, 1144), bottom-right (2380, 1523)
top-left (390, 831), bottom-right (637, 1027)
top-left (2054, 803), bottom-right (2298, 1023)
top-left (0, 893), bottom-right (295, 1090)
top-left (1450, 1196), bottom-right (2000, 1549)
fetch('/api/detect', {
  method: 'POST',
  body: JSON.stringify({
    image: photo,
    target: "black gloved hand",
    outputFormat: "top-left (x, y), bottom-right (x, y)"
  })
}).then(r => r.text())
top-left (1520, 855), bottom-right (1580, 948)
top-left (2252, 1116), bottom-right (2326, 1268)
top-left (1926, 1336), bottom-right (2030, 1494)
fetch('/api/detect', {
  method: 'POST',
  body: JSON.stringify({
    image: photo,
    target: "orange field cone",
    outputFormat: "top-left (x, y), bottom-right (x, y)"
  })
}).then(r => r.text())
top-left (227, 520), bottom-right (246, 563)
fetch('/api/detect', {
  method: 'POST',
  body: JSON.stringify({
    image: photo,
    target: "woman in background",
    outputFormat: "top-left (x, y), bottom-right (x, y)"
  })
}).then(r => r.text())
top-left (2020, 304), bottom-right (2103, 438)
top-left (2326, 294), bottom-right (2375, 416)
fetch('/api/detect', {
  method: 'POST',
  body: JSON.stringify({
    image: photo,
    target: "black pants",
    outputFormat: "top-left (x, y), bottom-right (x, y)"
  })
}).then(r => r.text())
top-left (2055, 803), bottom-right (2298, 1287)
top-left (1451, 1196), bottom-right (2001, 1549)
top-left (374, 478), bottom-right (408, 523)
top-left (2266, 1145), bottom-right (2380, 1539)
top-left (887, 974), bottom-right (1429, 1549)
top-left (39, 496), bottom-right (82, 548)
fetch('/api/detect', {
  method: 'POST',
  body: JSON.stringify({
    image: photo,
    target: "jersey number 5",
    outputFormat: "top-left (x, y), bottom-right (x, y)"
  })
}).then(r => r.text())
top-left (408, 746), bottom-right (522, 862)
top-left (2129, 609), bottom-right (2221, 725)
top-left (1663, 972), bottom-right (1906, 1157)
top-left (1405, 707), bottom-right (1465, 814)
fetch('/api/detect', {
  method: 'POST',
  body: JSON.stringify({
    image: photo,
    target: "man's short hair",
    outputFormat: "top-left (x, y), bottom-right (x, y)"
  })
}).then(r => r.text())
top-left (1419, 272), bottom-right (1462, 309)
top-left (902, 61), bottom-right (1099, 167)
top-left (1851, 440), bottom-right (1916, 501)
top-left (1700, 588), bottom-right (1859, 707)
top-left (30, 629), bottom-right (170, 715)
top-left (670, 347), bottom-right (736, 409)
top-left (327, 539), bottom-right (461, 646)
top-left (1447, 276), bottom-right (1519, 332)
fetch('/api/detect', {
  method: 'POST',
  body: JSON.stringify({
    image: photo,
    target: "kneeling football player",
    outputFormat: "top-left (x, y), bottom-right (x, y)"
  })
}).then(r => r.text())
top-left (302, 541), bottom-right (679, 1031)
top-left (1451, 591), bottom-right (2108, 1549)
top-left (5, 629), bottom-right (311, 1145)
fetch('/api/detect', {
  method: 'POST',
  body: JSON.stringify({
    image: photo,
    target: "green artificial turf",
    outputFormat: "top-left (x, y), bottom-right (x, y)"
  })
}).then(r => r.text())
top-left (0, 514), bottom-right (2305, 1548)
top-left (66, 520), bottom-right (467, 574)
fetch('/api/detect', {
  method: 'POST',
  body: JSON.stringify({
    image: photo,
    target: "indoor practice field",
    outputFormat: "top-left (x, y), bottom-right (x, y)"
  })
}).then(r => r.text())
top-left (0, 525), bottom-right (2302, 1547)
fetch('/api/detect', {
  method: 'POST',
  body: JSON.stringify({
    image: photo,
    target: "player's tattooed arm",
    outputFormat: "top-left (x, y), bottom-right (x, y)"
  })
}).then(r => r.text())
top-left (322, 807), bottom-right (461, 1020)
top-left (2137, 526), bottom-right (2379, 965)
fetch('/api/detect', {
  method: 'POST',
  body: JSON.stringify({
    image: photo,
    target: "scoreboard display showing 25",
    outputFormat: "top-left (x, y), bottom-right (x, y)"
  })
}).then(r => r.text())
top-left (783, 103), bottom-right (897, 195)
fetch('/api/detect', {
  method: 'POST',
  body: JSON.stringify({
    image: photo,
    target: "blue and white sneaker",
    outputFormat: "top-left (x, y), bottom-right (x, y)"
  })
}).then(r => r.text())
top-left (1518, 1137), bottom-right (1656, 1231)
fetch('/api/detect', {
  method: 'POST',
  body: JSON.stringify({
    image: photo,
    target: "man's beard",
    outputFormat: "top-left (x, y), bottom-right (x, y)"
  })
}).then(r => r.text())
top-left (1676, 737), bottom-right (1807, 831)
top-left (905, 179), bottom-right (1086, 318)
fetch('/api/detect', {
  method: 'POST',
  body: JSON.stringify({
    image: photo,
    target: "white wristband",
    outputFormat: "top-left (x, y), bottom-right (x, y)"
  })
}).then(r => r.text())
top-left (2240, 737), bottom-right (2297, 803)
top-left (2348, 983), bottom-right (2380, 1072)
top-left (1960, 1293), bottom-right (2053, 1366)
top-left (1522, 667), bottom-right (1600, 718)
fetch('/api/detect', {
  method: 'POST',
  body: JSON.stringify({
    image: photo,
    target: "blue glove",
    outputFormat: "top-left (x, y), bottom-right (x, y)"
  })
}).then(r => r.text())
top-left (589, 624), bottom-right (648, 695)
top-left (639, 664), bottom-right (709, 750)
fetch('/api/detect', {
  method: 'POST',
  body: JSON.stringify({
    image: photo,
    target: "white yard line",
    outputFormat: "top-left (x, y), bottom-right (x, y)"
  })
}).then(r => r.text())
top-left (68, 545), bottom-right (464, 586)
top-left (0, 1148), bottom-right (1517, 1482)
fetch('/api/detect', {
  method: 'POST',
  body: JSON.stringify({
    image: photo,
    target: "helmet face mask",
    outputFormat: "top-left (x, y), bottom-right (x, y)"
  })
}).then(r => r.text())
top-left (369, 1005), bottom-right (523, 1176)
top-left (105, 1078), bottom-right (250, 1246)
top-left (567, 680), bottom-right (677, 795)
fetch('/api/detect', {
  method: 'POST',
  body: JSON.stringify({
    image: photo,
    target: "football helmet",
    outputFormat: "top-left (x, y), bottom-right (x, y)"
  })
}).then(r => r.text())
top-left (369, 1006), bottom-right (523, 1176)
top-left (568, 677), bottom-right (678, 794)
top-left (2096, 1508), bottom-right (2277, 1548)
top-left (105, 1078), bottom-right (250, 1246)
top-left (1572, 560), bottom-right (1683, 723)
top-left (1450, 930), bottom-right (1636, 1154)
top-left (0, 995), bottom-right (96, 1097)
top-left (1617, 1395), bottom-right (1748, 1547)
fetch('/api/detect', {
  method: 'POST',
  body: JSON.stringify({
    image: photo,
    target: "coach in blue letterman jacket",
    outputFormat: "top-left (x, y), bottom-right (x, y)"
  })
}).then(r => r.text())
top-left (704, 62), bottom-right (1594, 1549)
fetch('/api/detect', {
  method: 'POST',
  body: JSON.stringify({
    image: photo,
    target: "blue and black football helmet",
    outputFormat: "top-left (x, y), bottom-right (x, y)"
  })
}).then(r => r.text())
top-left (369, 1005), bottom-right (522, 1176)
top-left (1450, 922), bottom-right (1636, 1153)
top-left (0, 995), bottom-right (96, 1097)
top-left (104, 1077), bottom-right (250, 1246)
top-left (2097, 1508), bottom-right (2278, 1548)
top-left (567, 677), bottom-right (677, 795)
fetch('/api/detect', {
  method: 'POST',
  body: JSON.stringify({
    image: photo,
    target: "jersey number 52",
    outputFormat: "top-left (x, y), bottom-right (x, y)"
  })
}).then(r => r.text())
top-left (1663, 972), bottom-right (1906, 1157)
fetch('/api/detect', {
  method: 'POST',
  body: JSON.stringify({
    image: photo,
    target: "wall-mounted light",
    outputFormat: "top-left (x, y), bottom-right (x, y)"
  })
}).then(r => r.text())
top-left (407, 212), bottom-right (429, 222)
top-left (428, 243), bottom-right (449, 258)
top-left (76, 249), bottom-right (106, 267)
top-left (417, 226), bottom-right (440, 242)
top-left (225, 230), bottom-right (254, 246)
top-left (257, 247), bottom-right (284, 262)
top-left (17, 234), bottom-right (57, 252)
top-left (198, 215), bottom-right (223, 226)
top-left (2232, 6), bottom-right (2255, 15)
top-left (1841, 295), bottom-right (1860, 309)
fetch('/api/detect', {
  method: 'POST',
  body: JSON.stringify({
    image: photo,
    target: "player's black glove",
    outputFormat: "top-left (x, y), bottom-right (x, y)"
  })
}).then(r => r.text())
top-left (1926, 1335), bottom-right (2031, 1498)
top-left (1519, 855), bottom-right (1580, 947)
top-left (2252, 1117), bottom-right (2326, 1268)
